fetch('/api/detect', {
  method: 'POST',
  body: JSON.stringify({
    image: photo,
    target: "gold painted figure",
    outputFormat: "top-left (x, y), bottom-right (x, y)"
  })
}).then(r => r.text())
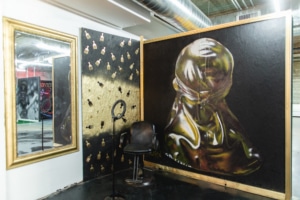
top-left (95, 58), bottom-right (101, 66)
top-left (164, 38), bottom-right (262, 175)
top-left (85, 30), bottom-right (91, 40)
top-left (100, 33), bottom-right (104, 42)
top-left (92, 40), bottom-right (97, 49)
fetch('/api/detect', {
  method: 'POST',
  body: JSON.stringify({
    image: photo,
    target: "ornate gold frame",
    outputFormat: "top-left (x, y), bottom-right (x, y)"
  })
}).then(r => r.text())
top-left (3, 17), bottom-right (79, 169)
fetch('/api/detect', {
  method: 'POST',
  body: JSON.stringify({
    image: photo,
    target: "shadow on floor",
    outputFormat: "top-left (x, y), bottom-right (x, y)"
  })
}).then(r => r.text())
top-left (41, 168), bottom-right (275, 200)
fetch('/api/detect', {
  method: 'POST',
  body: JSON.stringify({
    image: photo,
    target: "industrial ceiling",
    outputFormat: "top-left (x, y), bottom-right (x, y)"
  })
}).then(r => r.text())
top-left (42, 0), bottom-right (296, 39)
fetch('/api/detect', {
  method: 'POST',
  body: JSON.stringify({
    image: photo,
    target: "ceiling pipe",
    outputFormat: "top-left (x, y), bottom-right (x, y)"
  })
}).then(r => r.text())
top-left (132, 0), bottom-right (212, 31)
top-left (233, 0), bottom-right (242, 10)
top-left (231, 0), bottom-right (240, 10)
top-left (241, 0), bottom-right (248, 9)
top-left (235, 0), bottom-right (243, 10)
top-left (249, 0), bottom-right (254, 7)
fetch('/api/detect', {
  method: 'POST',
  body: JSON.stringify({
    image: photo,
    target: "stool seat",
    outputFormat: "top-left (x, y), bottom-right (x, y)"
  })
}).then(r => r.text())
top-left (124, 144), bottom-right (151, 154)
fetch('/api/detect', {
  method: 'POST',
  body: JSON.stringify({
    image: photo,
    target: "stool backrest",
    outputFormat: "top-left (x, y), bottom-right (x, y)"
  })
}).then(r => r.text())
top-left (130, 121), bottom-right (155, 147)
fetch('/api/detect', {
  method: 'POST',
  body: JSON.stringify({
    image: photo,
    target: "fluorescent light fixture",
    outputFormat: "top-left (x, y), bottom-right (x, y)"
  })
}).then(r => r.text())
top-left (16, 68), bottom-right (27, 72)
top-left (108, 0), bottom-right (151, 23)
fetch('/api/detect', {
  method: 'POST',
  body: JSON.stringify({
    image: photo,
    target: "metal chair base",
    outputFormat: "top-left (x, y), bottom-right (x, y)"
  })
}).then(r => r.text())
top-left (125, 178), bottom-right (152, 186)
top-left (125, 155), bottom-right (152, 186)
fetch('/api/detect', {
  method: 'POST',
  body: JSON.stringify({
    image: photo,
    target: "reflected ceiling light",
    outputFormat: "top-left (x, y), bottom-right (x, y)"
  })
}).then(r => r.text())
top-left (16, 60), bottom-right (53, 69)
top-left (36, 42), bottom-right (70, 55)
top-left (274, 0), bottom-right (280, 12)
top-left (108, 0), bottom-right (151, 23)
top-left (16, 68), bottom-right (26, 72)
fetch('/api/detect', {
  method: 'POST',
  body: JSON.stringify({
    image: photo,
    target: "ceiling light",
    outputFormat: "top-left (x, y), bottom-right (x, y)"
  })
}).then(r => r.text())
top-left (108, 0), bottom-right (151, 23)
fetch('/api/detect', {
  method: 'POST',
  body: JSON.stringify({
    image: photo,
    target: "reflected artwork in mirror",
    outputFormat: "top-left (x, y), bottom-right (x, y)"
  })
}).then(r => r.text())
top-left (3, 17), bottom-right (78, 169)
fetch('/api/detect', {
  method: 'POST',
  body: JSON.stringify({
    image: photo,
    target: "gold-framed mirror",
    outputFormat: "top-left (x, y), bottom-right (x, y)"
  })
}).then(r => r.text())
top-left (3, 17), bottom-right (78, 169)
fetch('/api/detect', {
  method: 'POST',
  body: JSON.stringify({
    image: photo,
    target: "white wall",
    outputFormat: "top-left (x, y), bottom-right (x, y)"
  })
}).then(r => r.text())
top-left (0, 0), bottom-right (139, 199)
top-left (0, 2), bottom-right (7, 200)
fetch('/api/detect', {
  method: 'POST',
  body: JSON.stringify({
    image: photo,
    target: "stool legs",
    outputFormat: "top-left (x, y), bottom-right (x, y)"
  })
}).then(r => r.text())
top-left (125, 155), bottom-right (142, 184)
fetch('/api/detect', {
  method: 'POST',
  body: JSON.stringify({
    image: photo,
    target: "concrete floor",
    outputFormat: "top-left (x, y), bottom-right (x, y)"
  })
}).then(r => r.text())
top-left (17, 119), bottom-right (53, 155)
top-left (41, 169), bottom-right (275, 200)
top-left (27, 117), bottom-right (300, 200)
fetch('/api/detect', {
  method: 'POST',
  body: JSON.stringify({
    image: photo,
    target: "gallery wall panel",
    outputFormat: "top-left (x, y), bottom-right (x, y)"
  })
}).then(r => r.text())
top-left (143, 13), bottom-right (291, 199)
top-left (81, 28), bottom-right (141, 180)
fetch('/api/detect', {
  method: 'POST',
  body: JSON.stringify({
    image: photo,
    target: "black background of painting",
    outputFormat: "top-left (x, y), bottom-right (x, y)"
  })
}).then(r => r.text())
top-left (143, 17), bottom-right (287, 192)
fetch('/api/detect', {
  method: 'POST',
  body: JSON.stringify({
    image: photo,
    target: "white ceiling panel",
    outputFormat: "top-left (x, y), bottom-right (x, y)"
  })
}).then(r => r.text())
top-left (42, 0), bottom-right (179, 39)
top-left (43, 0), bottom-right (151, 28)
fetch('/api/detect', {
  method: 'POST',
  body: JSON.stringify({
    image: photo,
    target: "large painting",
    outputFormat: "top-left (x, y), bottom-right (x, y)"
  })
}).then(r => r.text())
top-left (17, 77), bottom-right (40, 122)
top-left (40, 80), bottom-right (52, 119)
top-left (81, 28), bottom-right (141, 180)
top-left (143, 14), bottom-right (291, 198)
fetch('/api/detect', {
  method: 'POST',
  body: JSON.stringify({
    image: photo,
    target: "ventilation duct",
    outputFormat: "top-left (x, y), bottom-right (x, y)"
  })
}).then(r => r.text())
top-left (132, 0), bottom-right (212, 31)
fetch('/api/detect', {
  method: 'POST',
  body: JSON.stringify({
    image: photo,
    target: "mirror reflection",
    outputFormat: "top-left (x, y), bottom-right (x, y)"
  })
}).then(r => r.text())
top-left (15, 31), bottom-right (71, 156)
top-left (4, 17), bottom-right (78, 169)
